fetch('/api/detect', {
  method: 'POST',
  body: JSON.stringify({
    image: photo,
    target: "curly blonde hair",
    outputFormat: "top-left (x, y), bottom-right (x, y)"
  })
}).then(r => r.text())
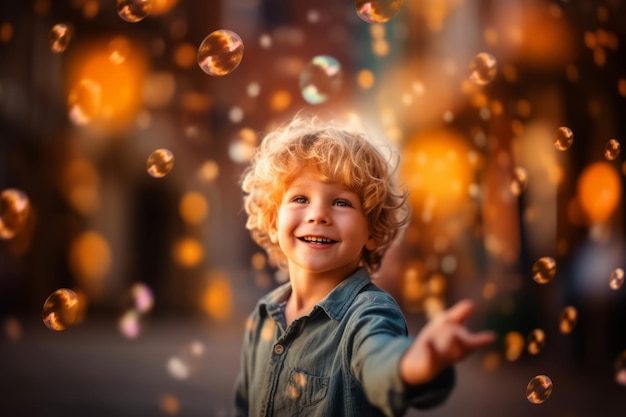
top-left (241, 115), bottom-right (410, 273)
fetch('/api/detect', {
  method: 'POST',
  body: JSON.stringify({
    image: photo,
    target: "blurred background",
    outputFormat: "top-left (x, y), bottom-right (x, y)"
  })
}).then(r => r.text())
top-left (1, 0), bottom-right (625, 416)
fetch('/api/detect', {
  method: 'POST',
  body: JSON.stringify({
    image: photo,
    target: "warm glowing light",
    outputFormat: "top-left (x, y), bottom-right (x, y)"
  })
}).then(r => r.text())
top-left (0, 188), bottom-right (30, 240)
top-left (179, 192), bottom-right (208, 225)
top-left (61, 158), bottom-right (100, 215)
top-left (202, 270), bottom-right (232, 320)
top-left (269, 90), bottom-right (292, 112)
top-left (69, 231), bottom-right (112, 299)
top-left (504, 331), bottom-right (525, 361)
top-left (577, 162), bottom-right (621, 222)
top-left (171, 237), bottom-right (204, 268)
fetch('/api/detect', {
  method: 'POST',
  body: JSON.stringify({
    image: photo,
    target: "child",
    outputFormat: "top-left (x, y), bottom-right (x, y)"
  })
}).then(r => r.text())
top-left (234, 114), bottom-right (495, 417)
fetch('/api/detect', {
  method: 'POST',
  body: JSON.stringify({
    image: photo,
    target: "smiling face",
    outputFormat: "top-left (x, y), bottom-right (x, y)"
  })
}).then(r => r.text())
top-left (269, 170), bottom-right (377, 280)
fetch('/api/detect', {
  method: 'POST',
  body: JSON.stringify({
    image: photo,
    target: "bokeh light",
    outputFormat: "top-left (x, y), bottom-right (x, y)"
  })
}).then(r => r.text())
top-left (197, 30), bottom-right (244, 76)
top-left (576, 162), bottom-right (621, 223)
top-left (527, 328), bottom-right (546, 355)
top-left (42, 288), bottom-right (80, 331)
top-left (526, 375), bottom-right (553, 404)
top-left (510, 166), bottom-right (528, 196)
top-left (504, 331), bottom-right (525, 362)
top-left (299, 55), bottom-right (343, 105)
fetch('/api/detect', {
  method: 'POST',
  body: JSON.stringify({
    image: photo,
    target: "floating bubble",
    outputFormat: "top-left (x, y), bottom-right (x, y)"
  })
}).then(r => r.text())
top-left (355, 0), bottom-right (403, 23)
top-left (559, 306), bottom-right (577, 334)
top-left (510, 166), bottom-right (528, 196)
top-left (615, 350), bottom-right (626, 386)
top-left (0, 188), bottom-right (30, 240)
top-left (117, 0), bottom-right (153, 23)
top-left (147, 148), bottom-right (174, 178)
top-left (527, 328), bottom-right (546, 355)
top-left (42, 288), bottom-right (79, 331)
top-left (609, 267), bottom-right (624, 290)
top-left (526, 375), bottom-right (553, 404)
top-left (604, 138), bottom-right (621, 160)
top-left (49, 23), bottom-right (72, 53)
top-left (554, 126), bottom-right (574, 151)
top-left (469, 52), bottom-right (497, 86)
top-left (299, 55), bottom-right (342, 105)
top-left (197, 29), bottom-right (244, 76)
top-left (67, 78), bottom-right (102, 126)
top-left (532, 256), bottom-right (556, 284)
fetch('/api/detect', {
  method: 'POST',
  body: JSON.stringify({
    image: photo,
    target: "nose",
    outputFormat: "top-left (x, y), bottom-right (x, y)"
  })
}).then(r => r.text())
top-left (305, 203), bottom-right (331, 225)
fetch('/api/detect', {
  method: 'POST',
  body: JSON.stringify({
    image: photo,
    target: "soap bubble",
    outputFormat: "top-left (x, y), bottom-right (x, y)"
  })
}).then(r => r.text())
top-left (554, 126), bottom-right (574, 151)
top-left (609, 267), bottom-right (624, 290)
top-left (146, 148), bottom-right (174, 178)
top-left (355, 0), bottom-right (403, 23)
top-left (299, 55), bottom-right (342, 105)
top-left (526, 375), bottom-right (553, 404)
top-left (0, 188), bottom-right (30, 240)
top-left (42, 288), bottom-right (79, 331)
top-left (197, 30), bottom-right (244, 76)
top-left (67, 78), bottom-right (102, 126)
top-left (559, 306), bottom-right (577, 334)
top-left (469, 52), bottom-right (497, 86)
top-left (117, 0), bottom-right (153, 23)
top-left (604, 139), bottom-right (621, 161)
top-left (527, 329), bottom-right (546, 355)
top-left (532, 256), bottom-right (556, 284)
top-left (49, 23), bottom-right (72, 53)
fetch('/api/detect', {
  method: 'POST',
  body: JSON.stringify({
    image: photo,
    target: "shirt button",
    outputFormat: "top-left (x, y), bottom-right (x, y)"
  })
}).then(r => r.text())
top-left (273, 344), bottom-right (285, 355)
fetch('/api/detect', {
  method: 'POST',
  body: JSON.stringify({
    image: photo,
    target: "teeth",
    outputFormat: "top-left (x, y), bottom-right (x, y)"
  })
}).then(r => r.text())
top-left (302, 236), bottom-right (333, 243)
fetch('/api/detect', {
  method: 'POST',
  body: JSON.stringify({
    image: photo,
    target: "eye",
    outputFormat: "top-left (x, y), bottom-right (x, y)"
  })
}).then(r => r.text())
top-left (291, 196), bottom-right (308, 204)
top-left (333, 199), bottom-right (352, 207)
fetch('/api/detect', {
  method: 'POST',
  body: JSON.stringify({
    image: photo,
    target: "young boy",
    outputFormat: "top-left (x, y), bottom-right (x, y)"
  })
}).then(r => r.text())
top-left (234, 114), bottom-right (495, 417)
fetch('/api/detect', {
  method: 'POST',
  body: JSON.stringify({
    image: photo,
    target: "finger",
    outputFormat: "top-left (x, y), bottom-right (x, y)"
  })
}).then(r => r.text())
top-left (443, 299), bottom-right (476, 324)
top-left (458, 329), bottom-right (497, 349)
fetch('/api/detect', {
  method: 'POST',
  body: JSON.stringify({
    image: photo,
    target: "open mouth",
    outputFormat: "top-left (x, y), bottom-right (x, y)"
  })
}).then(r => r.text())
top-left (299, 236), bottom-right (337, 244)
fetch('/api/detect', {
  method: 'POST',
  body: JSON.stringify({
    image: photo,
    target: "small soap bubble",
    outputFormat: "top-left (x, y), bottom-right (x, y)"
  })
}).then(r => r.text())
top-left (469, 52), bottom-right (497, 86)
top-left (146, 148), bottom-right (174, 178)
top-left (554, 126), bottom-right (574, 151)
top-left (510, 166), bottom-right (528, 196)
top-left (355, 0), bottom-right (403, 23)
top-left (49, 23), bottom-right (72, 53)
top-left (526, 375), bottom-right (553, 404)
top-left (42, 288), bottom-right (79, 331)
top-left (527, 329), bottom-right (546, 355)
top-left (609, 267), bottom-right (624, 290)
top-left (604, 138), bottom-right (621, 160)
top-left (197, 30), bottom-right (244, 76)
top-left (299, 55), bottom-right (342, 105)
top-left (0, 188), bottom-right (30, 240)
top-left (532, 256), bottom-right (556, 284)
top-left (117, 0), bottom-right (153, 23)
top-left (615, 350), bottom-right (626, 386)
top-left (559, 306), bottom-right (577, 334)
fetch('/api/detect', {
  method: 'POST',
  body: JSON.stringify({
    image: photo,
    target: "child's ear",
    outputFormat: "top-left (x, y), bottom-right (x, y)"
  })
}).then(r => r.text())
top-left (364, 234), bottom-right (378, 251)
top-left (268, 220), bottom-right (278, 244)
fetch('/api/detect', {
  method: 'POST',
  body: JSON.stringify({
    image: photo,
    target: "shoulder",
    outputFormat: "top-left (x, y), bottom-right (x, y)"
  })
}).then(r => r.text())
top-left (345, 282), bottom-right (408, 333)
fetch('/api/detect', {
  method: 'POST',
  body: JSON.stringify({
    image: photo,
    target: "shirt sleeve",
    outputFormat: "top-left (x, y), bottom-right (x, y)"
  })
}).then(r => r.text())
top-left (348, 293), bottom-right (455, 417)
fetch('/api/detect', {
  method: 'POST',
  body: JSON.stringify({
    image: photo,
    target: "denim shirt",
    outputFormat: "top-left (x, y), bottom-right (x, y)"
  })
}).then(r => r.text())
top-left (233, 267), bottom-right (455, 417)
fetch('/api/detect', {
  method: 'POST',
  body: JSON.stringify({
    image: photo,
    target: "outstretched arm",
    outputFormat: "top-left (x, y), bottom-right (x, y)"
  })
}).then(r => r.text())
top-left (399, 299), bottom-right (496, 386)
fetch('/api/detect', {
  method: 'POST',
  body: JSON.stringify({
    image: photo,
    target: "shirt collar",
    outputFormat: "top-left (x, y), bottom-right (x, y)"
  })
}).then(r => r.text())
top-left (258, 267), bottom-right (373, 321)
